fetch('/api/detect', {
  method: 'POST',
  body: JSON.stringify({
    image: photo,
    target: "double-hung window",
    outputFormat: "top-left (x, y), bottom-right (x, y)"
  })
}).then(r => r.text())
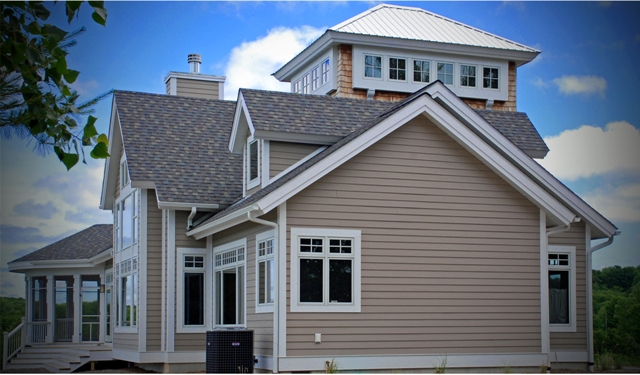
top-left (246, 138), bottom-right (260, 190)
top-left (389, 57), bottom-right (406, 81)
top-left (548, 246), bottom-right (576, 332)
top-left (460, 64), bottom-right (477, 87)
top-left (291, 228), bottom-right (361, 312)
top-left (116, 257), bottom-right (138, 330)
top-left (364, 55), bottom-right (382, 79)
top-left (115, 191), bottom-right (138, 252)
top-left (311, 66), bottom-right (319, 91)
top-left (256, 230), bottom-right (275, 313)
top-left (437, 62), bottom-right (454, 85)
top-left (293, 79), bottom-right (301, 94)
top-left (483, 67), bottom-right (499, 89)
top-left (178, 248), bottom-right (211, 332)
top-left (321, 59), bottom-right (330, 85)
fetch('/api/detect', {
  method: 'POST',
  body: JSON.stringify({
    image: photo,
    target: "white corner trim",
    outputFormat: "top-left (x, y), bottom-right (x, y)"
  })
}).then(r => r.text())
top-left (277, 202), bottom-right (287, 362)
top-left (540, 210), bottom-right (550, 356)
top-left (167, 210), bottom-right (176, 352)
top-left (138, 189), bottom-right (148, 352)
top-left (547, 245), bottom-right (577, 333)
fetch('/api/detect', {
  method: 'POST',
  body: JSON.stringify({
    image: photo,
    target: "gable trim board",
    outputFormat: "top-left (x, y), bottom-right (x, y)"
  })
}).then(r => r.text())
top-left (188, 84), bottom-right (577, 240)
top-left (100, 99), bottom-right (122, 210)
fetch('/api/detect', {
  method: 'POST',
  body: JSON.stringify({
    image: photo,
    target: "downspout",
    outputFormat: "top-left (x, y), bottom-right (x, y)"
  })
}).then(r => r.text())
top-left (248, 209), bottom-right (279, 373)
top-left (586, 229), bottom-right (619, 372)
top-left (187, 207), bottom-right (197, 230)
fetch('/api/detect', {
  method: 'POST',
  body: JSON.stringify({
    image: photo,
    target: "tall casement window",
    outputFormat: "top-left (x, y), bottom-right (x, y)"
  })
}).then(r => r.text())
top-left (256, 230), bottom-right (275, 313)
top-left (290, 228), bottom-right (361, 312)
top-left (437, 62), bottom-right (454, 85)
top-left (246, 138), bottom-right (260, 189)
top-left (178, 248), bottom-right (211, 332)
top-left (364, 55), bottom-right (382, 78)
top-left (302, 74), bottom-right (310, 94)
top-left (116, 257), bottom-right (138, 329)
top-left (311, 66), bottom-right (319, 91)
top-left (120, 160), bottom-right (129, 188)
top-left (548, 246), bottom-right (576, 332)
top-left (321, 59), bottom-right (330, 85)
top-left (413, 60), bottom-right (430, 83)
top-left (214, 239), bottom-right (246, 326)
top-left (389, 57), bottom-right (406, 81)
top-left (460, 64), bottom-right (477, 87)
top-left (293, 79), bottom-right (301, 94)
top-left (115, 191), bottom-right (138, 252)
top-left (483, 67), bottom-right (499, 89)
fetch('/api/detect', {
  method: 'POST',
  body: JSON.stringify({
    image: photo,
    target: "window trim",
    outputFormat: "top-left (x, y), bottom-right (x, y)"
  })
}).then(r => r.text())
top-left (114, 256), bottom-right (138, 333)
top-left (311, 65), bottom-right (319, 92)
top-left (213, 238), bottom-right (247, 327)
top-left (255, 230), bottom-right (275, 313)
top-left (363, 54), bottom-right (383, 80)
top-left (290, 228), bottom-right (361, 313)
top-left (412, 59), bottom-right (430, 83)
top-left (548, 245), bottom-right (577, 333)
top-left (177, 247), bottom-right (211, 333)
top-left (437, 61), bottom-right (454, 86)
top-left (483, 66), bottom-right (500, 90)
top-left (459, 64), bottom-right (477, 88)
top-left (388, 57), bottom-right (407, 82)
top-left (321, 59), bottom-right (330, 86)
top-left (246, 137), bottom-right (260, 190)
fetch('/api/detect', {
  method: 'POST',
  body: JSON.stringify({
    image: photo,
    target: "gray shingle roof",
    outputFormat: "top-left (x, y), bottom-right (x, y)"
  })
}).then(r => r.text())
top-left (475, 109), bottom-right (549, 154)
top-left (114, 91), bottom-right (242, 206)
top-left (10, 224), bottom-right (113, 263)
top-left (241, 89), bottom-right (395, 137)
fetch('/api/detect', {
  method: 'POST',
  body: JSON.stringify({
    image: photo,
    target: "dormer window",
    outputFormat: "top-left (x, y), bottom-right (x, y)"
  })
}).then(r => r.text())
top-left (437, 62), bottom-right (454, 85)
top-left (321, 59), bottom-right (330, 85)
top-left (302, 74), bottom-right (310, 94)
top-left (364, 55), bottom-right (382, 79)
top-left (389, 58), bottom-right (406, 81)
top-left (413, 60), bottom-right (430, 83)
top-left (247, 139), bottom-right (260, 190)
top-left (293, 80), bottom-right (301, 93)
top-left (120, 160), bottom-right (129, 188)
top-left (483, 67), bottom-right (499, 89)
top-left (460, 65), bottom-right (477, 87)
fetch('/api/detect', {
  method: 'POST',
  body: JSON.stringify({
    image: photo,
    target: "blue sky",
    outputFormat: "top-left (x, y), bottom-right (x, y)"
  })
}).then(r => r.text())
top-left (1, 1), bottom-right (639, 298)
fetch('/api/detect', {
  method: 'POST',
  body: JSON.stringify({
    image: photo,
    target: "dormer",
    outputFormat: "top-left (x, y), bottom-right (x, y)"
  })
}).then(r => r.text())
top-left (273, 4), bottom-right (539, 111)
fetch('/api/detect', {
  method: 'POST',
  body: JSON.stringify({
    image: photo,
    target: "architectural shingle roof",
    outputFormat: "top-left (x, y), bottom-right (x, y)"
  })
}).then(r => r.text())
top-left (475, 109), bottom-right (549, 154)
top-left (10, 224), bottom-right (113, 263)
top-left (241, 89), bottom-right (395, 137)
top-left (114, 91), bottom-right (242, 206)
top-left (331, 4), bottom-right (539, 53)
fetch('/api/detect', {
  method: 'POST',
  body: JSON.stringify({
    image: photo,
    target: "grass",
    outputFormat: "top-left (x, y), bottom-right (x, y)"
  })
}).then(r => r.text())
top-left (433, 356), bottom-right (448, 374)
top-left (325, 359), bottom-right (339, 374)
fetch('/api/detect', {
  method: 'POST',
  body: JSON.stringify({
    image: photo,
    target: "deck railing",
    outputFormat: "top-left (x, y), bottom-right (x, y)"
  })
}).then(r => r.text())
top-left (28, 321), bottom-right (49, 344)
top-left (55, 319), bottom-right (74, 342)
top-left (2, 317), bottom-right (26, 370)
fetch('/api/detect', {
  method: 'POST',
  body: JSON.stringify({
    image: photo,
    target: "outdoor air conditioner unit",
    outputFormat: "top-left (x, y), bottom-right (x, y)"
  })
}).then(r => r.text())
top-left (206, 328), bottom-right (254, 374)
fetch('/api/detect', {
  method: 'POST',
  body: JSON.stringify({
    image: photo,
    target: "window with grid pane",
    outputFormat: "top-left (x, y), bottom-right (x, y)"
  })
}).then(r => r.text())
top-left (413, 60), bottom-right (430, 83)
top-left (256, 232), bottom-right (274, 310)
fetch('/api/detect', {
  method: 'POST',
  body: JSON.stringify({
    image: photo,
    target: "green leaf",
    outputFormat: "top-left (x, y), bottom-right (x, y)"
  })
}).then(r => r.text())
top-left (91, 10), bottom-right (107, 26)
top-left (63, 69), bottom-right (80, 84)
top-left (82, 116), bottom-right (98, 139)
top-left (90, 141), bottom-right (109, 159)
top-left (65, 1), bottom-right (83, 24)
top-left (62, 85), bottom-right (72, 97)
top-left (41, 24), bottom-right (67, 41)
top-left (97, 133), bottom-right (109, 146)
top-left (54, 146), bottom-right (79, 170)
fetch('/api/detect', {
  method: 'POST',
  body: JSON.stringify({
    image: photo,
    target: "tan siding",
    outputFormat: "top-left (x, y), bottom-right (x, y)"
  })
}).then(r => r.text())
top-left (212, 215), bottom-right (276, 357)
top-left (176, 211), bottom-right (206, 249)
top-left (549, 222), bottom-right (587, 351)
top-left (113, 333), bottom-right (138, 351)
top-left (286, 116), bottom-right (541, 357)
top-left (146, 190), bottom-right (162, 351)
top-left (269, 142), bottom-right (320, 178)
top-left (174, 332), bottom-right (206, 351)
top-left (175, 77), bottom-right (220, 100)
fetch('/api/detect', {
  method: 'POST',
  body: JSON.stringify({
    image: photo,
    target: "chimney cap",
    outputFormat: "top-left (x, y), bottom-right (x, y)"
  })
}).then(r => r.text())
top-left (188, 53), bottom-right (202, 74)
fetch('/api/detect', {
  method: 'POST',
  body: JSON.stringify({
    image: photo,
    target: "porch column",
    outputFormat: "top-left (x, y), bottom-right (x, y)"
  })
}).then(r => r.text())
top-left (99, 273), bottom-right (105, 343)
top-left (73, 274), bottom-right (81, 343)
top-left (46, 275), bottom-right (54, 344)
top-left (25, 277), bottom-right (32, 344)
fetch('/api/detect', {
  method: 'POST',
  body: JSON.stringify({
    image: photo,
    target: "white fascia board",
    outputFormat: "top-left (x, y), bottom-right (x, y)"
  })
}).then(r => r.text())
top-left (163, 71), bottom-right (226, 83)
top-left (156, 201), bottom-right (219, 211)
top-left (254, 130), bottom-right (341, 145)
top-left (8, 255), bottom-right (110, 273)
top-left (426, 84), bottom-right (617, 238)
top-left (273, 31), bottom-right (333, 81)
top-left (99, 99), bottom-right (121, 210)
top-left (229, 91), bottom-right (255, 153)
top-left (186, 205), bottom-right (259, 240)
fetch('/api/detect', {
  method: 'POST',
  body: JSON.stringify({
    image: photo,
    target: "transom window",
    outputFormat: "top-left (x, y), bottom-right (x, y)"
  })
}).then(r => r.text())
top-left (483, 67), bottom-right (499, 89)
top-left (291, 228), bottom-right (361, 313)
top-left (413, 60), bottom-right (430, 83)
top-left (389, 58), bottom-right (406, 81)
top-left (321, 59), bottom-right (330, 85)
top-left (548, 246), bottom-right (576, 332)
top-left (311, 66), bottom-right (319, 91)
top-left (437, 62), bottom-right (454, 85)
top-left (256, 231), bottom-right (275, 312)
top-left (364, 55), bottom-right (382, 78)
top-left (460, 64), bottom-right (477, 87)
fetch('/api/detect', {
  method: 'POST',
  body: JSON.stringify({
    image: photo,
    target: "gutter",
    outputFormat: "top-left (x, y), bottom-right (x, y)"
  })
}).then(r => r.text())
top-left (586, 229), bottom-right (620, 372)
top-left (247, 210), bottom-right (280, 373)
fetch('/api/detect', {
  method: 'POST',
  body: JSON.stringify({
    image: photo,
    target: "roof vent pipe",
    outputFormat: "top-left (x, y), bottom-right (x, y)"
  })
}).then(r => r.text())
top-left (188, 53), bottom-right (201, 74)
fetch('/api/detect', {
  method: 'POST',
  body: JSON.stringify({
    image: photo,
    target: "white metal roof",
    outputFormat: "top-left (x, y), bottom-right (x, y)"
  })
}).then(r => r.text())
top-left (330, 4), bottom-right (539, 53)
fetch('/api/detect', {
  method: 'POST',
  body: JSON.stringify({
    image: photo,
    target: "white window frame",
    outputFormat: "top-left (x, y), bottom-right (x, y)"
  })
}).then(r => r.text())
top-left (460, 64), bottom-right (477, 88)
top-left (293, 79), bottom-right (301, 94)
top-left (388, 57), bottom-right (407, 82)
top-left (311, 66), bottom-right (319, 91)
top-left (290, 228), bottom-right (361, 313)
top-left (177, 247), bottom-right (211, 333)
top-left (213, 238), bottom-right (247, 327)
top-left (363, 54), bottom-right (383, 80)
top-left (321, 59), bottom-right (330, 85)
top-left (255, 230), bottom-right (275, 313)
top-left (437, 62), bottom-right (454, 86)
top-left (483, 66), bottom-right (500, 90)
top-left (548, 245), bottom-right (577, 333)
top-left (413, 59), bottom-right (430, 83)
top-left (115, 190), bottom-right (138, 253)
top-left (115, 256), bottom-right (138, 333)
top-left (246, 137), bottom-right (260, 190)
top-left (120, 159), bottom-right (129, 188)
top-left (302, 73), bottom-right (310, 94)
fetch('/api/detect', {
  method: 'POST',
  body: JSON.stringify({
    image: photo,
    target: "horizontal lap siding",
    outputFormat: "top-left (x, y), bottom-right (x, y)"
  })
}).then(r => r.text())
top-left (175, 78), bottom-right (220, 100)
top-left (212, 217), bottom-right (276, 356)
top-left (549, 222), bottom-right (587, 351)
top-left (174, 210), bottom-right (207, 351)
top-left (146, 190), bottom-right (162, 351)
top-left (114, 333), bottom-right (138, 351)
top-left (270, 141), bottom-right (320, 178)
top-left (286, 116), bottom-right (541, 357)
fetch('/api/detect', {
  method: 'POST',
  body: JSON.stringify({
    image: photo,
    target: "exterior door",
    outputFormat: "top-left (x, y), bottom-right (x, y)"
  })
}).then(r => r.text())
top-left (81, 276), bottom-right (100, 342)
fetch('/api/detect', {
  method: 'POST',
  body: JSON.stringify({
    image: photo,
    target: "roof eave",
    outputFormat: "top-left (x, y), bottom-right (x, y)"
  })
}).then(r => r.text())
top-left (8, 248), bottom-right (112, 273)
top-left (273, 31), bottom-right (334, 82)
top-left (99, 97), bottom-right (121, 210)
top-left (186, 205), bottom-right (259, 240)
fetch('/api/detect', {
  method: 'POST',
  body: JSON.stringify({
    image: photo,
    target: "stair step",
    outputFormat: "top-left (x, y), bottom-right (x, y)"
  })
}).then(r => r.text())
top-left (45, 359), bottom-right (72, 370)
top-left (5, 363), bottom-right (48, 371)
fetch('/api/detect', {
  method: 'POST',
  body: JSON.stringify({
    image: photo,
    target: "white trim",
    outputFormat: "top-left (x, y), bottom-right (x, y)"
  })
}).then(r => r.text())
top-left (167, 210), bottom-right (176, 352)
top-left (290, 227), bottom-right (361, 313)
top-left (157, 202), bottom-right (219, 211)
top-left (187, 205), bottom-right (257, 240)
top-left (247, 138), bottom-right (261, 190)
top-left (163, 71), bottom-right (225, 84)
top-left (270, 146), bottom-right (327, 184)
top-left (229, 92), bottom-right (256, 154)
top-left (176, 247), bottom-right (212, 333)
top-left (99, 101), bottom-right (121, 210)
top-left (540, 210), bottom-right (550, 356)
top-left (278, 353), bottom-right (549, 372)
top-left (261, 140), bottom-right (270, 188)
top-left (255, 355), bottom-right (274, 371)
top-left (206, 236), bottom-right (213, 329)
top-left (550, 350), bottom-right (588, 363)
top-left (277, 202), bottom-right (287, 366)
top-left (547, 245), bottom-right (577, 333)
top-left (213, 238), bottom-right (248, 327)
top-left (585, 224), bottom-right (594, 369)
top-left (254, 130), bottom-right (341, 145)
top-left (138, 189), bottom-right (148, 352)
top-left (161, 208), bottom-right (166, 352)
top-left (255, 229), bottom-right (276, 314)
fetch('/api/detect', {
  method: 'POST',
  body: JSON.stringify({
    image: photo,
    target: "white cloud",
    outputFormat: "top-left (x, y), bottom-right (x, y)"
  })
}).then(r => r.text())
top-left (71, 79), bottom-right (100, 96)
top-left (582, 183), bottom-right (640, 222)
top-left (538, 121), bottom-right (640, 181)
top-left (553, 75), bottom-right (607, 96)
top-left (223, 26), bottom-right (325, 100)
top-left (531, 77), bottom-right (550, 89)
